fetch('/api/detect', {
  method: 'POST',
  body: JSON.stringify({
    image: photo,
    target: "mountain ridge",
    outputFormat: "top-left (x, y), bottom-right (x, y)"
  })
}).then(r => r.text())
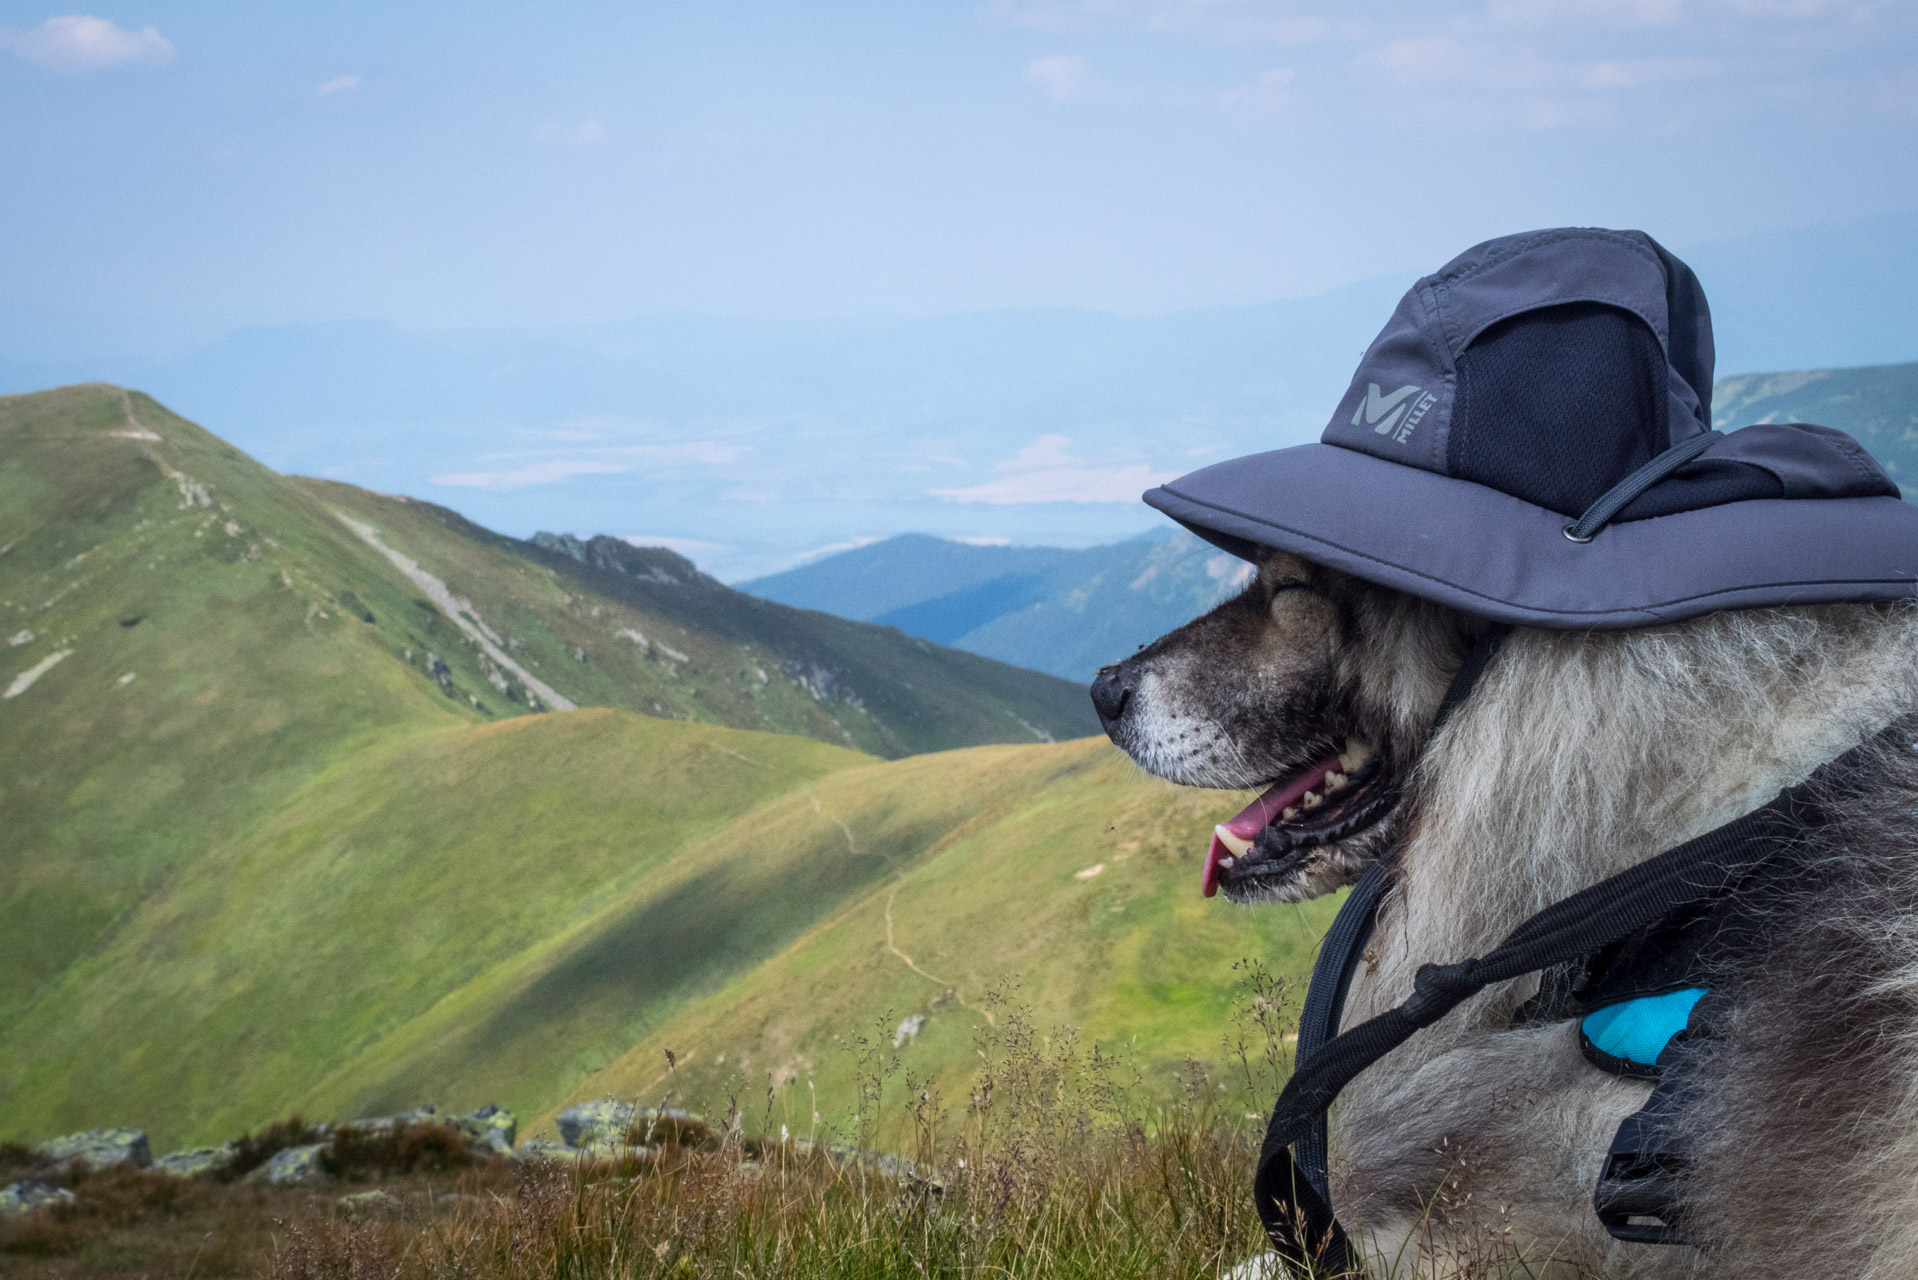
top-left (744, 358), bottom-right (1918, 680)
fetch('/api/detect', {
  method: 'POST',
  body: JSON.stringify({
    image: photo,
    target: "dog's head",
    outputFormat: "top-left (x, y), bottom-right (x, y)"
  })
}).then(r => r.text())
top-left (1092, 548), bottom-right (1478, 903)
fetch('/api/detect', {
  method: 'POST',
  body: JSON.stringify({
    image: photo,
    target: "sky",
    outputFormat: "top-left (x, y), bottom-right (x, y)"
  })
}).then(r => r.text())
top-left (2, 2), bottom-right (1915, 575)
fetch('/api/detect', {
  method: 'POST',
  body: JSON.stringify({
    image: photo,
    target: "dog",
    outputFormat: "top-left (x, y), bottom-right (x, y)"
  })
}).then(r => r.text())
top-left (1095, 546), bottom-right (1918, 1278)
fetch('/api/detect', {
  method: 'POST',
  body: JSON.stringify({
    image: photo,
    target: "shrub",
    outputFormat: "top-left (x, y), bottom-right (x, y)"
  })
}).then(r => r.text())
top-left (0, 1141), bottom-right (40, 1177)
top-left (322, 1122), bottom-right (483, 1182)
top-left (220, 1115), bottom-right (327, 1183)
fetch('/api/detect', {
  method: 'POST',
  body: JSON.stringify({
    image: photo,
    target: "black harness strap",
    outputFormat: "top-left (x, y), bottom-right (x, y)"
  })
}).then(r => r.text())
top-left (1256, 695), bottom-right (1841, 1272)
top-left (1271, 624), bottom-right (1511, 1273)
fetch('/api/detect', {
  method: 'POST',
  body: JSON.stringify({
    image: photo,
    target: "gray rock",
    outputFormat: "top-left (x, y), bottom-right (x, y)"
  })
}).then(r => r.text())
top-left (556, 1100), bottom-right (637, 1148)
top-left (452, 1105), bottom-right (516, 1155)
top-left (154, 1143), bottom-right (238, 1178)
top-left (892, 1014), bottom-right (926, 1047)
top-left (337, 1189), bottom-right (401, 1216)
top-left (0, 1180), bottom-right (76, 1215)
top-left (246, 1143), bottom-right (328, 1186)
top-left (35, 1128), bottom-right (150, 1172)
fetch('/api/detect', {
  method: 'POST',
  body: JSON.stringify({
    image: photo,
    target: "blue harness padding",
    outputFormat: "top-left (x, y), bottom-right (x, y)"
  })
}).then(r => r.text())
top-left (1582, 988), bottom-right (1707, 1070)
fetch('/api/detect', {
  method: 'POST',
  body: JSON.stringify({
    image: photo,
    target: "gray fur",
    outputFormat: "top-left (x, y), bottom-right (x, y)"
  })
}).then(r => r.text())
top-left (1099, 551), bottom-right (1918, 1277)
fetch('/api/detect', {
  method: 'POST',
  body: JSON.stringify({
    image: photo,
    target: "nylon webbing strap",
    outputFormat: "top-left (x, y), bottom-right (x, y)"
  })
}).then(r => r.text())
top-left (1273, 624), bottom-right (1511, 1273)
top-left (1256, 750), bottom-right (1839, 1274)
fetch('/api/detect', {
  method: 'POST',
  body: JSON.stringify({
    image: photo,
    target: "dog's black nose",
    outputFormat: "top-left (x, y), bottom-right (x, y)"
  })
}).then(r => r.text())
top-left (1089, 667), bottom-right (1132, 733)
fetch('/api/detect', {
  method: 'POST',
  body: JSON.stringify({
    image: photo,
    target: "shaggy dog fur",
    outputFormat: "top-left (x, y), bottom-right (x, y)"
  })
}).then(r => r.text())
top-left (1096, 549), bottom-right (1918, 1278)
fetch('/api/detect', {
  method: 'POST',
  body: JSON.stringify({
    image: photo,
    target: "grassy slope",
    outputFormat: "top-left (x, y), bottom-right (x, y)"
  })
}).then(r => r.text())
top-left (0, 703), bottom-right (1328, 1152)
top-left (530, 737), bottom-right (1338, 1145)
top-left (0, 384), bottom-right (1099, 1148)
top-left (310, 486), bottom-right (1096, 757)
top-left (0, 708), bottom-right (866, 1148)
top-left (0, 385), bottom-right (478, 1033)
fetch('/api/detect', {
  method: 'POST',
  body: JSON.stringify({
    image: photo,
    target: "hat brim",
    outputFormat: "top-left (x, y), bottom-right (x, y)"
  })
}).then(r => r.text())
top-left (1145, 443), bottom-right (1918, 630)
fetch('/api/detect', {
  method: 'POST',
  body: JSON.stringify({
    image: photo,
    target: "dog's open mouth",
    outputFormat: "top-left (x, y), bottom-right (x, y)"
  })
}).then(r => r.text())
top-left (1202, 738), bottom-right (1394, 898)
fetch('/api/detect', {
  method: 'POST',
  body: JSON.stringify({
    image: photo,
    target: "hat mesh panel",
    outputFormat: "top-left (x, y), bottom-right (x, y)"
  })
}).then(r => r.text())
top-left (1447, 303), bottom-right (1667, 517)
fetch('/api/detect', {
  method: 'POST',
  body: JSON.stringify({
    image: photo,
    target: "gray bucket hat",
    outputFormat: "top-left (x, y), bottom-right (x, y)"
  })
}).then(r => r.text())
top-left (1145, 227), bottom-right (1918, 629)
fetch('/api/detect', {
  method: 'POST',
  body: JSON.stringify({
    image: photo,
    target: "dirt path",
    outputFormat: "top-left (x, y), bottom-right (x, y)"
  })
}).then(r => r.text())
top-left (884, 884), bottom-right (994, 1025)
top-left (335, 513), bottom-right (578, 712)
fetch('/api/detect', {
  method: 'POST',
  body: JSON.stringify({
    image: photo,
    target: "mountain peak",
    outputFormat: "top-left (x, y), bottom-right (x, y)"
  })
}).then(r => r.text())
top-left (531, 532), bottom-right (715, 589)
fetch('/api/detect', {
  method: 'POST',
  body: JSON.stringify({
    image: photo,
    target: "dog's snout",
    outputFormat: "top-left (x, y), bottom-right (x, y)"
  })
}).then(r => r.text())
top-left (1089, 666), bottom-right (1133, 735)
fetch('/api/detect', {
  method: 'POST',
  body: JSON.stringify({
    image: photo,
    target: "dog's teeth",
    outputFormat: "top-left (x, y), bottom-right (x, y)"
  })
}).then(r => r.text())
top-left (1218, 856), bottom-right (1235, 870)
top-left (1213, 825), bottom-right (1252, 857)
top-left (1324, 771), bottom-right (1347, 792)
top-left (1282, 806), bottom-right (1299, 821)
top-left (1302, 791), bottom-right (1322, 810)
top-left (1339, 739), bottom-right (1374, 772)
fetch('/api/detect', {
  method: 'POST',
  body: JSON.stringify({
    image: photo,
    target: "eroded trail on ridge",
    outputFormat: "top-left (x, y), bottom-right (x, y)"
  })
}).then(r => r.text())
top-left (884, 883), bottom-right (994, 1026)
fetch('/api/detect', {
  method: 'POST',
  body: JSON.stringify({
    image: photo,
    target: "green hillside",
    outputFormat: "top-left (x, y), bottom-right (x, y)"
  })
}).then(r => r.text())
top-left (0, 383), bottom-right (1081, 1025)
top-left (0, 383), bottom-right (1292, 1154)
top-left (531, 736), bottom-right (1336, 1143)
top-left (0, 700), bottom-right (1329, 1151)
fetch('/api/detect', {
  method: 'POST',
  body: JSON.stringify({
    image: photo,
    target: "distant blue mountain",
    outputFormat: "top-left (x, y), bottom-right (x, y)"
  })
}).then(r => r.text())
top-left (743, 528), bottom-right (1247, 682)
top-left (2, 211), bottom-right (1910, 580)
top-left (752, 359), bottom-right (1918, 681)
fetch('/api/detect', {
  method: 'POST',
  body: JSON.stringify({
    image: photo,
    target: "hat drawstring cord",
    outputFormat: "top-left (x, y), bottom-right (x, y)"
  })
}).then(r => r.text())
top-left (1564, 430), bottom-right (1723, 543)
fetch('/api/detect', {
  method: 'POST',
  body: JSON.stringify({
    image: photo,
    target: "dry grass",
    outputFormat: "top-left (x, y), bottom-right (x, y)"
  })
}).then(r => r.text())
top-left (3, 963), bottom-right (1553, 1280)
top-left (251, 986), bottom-right (1279, 1280)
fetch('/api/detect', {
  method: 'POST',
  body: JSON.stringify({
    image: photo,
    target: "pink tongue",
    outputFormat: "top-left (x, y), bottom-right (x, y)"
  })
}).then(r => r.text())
top-left (1202, 752), bottom-right (1343, 898)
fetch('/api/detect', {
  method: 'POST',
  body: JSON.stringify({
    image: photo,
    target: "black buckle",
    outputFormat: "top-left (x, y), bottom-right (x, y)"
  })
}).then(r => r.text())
top-left (1593, 1099), bottom-right (1691, 1245)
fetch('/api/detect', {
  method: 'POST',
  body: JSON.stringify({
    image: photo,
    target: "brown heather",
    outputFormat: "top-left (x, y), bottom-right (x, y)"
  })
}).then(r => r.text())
top-left (1, 966), bottom-right (1307, 1280)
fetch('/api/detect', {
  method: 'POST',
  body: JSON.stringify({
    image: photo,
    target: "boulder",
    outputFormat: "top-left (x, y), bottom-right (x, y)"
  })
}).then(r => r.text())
top-left (556, 1100), bottom-right (637, 1148)
top-left (154, 1143), bottom-right (238, 1178)
top-left (246, 1143), bottom-right (328, 1186)
top-left (0, 1180), bottom-right (76, 1215)
top-left (337, 1189), bottom-right (401, 1216)
top-left (35, 1128), bottom-right (150, 1172)
top-left (452, 1105), bottom-right (516, 1155)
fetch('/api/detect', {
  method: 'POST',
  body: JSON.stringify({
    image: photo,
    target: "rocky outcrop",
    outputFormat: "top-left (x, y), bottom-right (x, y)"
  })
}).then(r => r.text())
top-left (531, 534), bottom-right (716, 588)
top-left (0, 1180), bottom-right (75, 1215)
top-left (555, 1099), bottom-right (638, 1148)
top-left (35, 1128), bottom-right (150, 1172)
top-left (246, 1143), bottom-right (328, 1186)
top-left (154, 1143), bottom-right (238, 1177)
top-left (451, 1105), bottom-right (516, 1155)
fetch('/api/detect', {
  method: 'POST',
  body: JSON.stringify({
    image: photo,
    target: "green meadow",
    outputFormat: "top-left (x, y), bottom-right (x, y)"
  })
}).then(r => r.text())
top-left (0, 385), bottom-right (1332, 1156)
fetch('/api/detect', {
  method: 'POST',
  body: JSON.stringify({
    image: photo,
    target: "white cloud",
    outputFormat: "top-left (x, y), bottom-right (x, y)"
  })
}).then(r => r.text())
top-left (952, 535), bottom-right (1013, 546)
top-left (933, 434), bottom-right (1177, 505)
top-left (1026, 53), bottom-right (1090, 99)
top-left (0, 15), bottom-right (173, 71)
top-left (430, 459), bottom-right (629, 490)
top-left (316, 74), bottom-right (360, 95)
